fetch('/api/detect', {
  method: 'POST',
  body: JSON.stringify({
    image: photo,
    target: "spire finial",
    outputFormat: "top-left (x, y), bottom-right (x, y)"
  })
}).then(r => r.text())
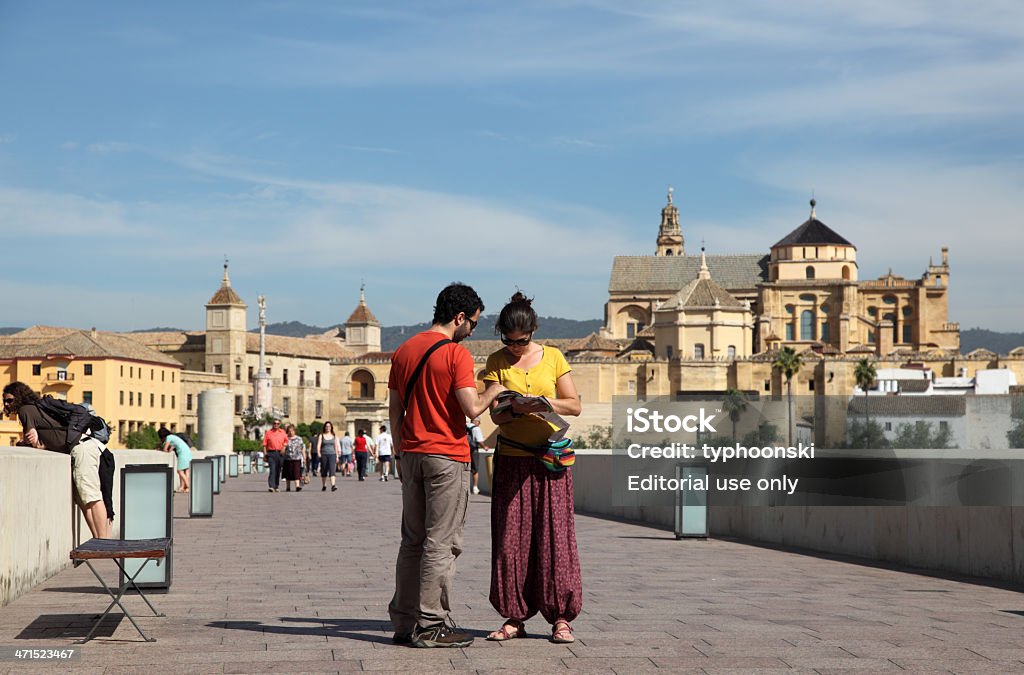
top-left (222, 255), bottom-right (231, 286)
top-left (698, 242), bottom-right (710, 279)
top-left (360, 280), bottom-right (366, 304)
top-left (810, 193), bottom-right (817, 219)
top-left (667, 186), bottom-right (674, 204)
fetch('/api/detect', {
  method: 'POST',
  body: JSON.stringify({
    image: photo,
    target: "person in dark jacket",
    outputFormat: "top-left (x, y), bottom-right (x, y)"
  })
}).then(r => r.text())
top-left (4, 381), bottom-right (112, 539)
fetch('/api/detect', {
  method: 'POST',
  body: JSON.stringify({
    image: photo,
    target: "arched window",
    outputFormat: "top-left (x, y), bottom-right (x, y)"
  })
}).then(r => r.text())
top-left (694, 343), bottom-right (705, 359)
top-left (666, 249), bottom-right (674, 256)
top-left (349, 370), bottom-right (376, 399)
top-left (805, 266), bottom-right (815, 279)
top-left (842, 265), bottom-right (851, 280)
top-left (800, 310), bottom-right (815, 340)
top-left (884, 312), bottom-right (898, 343)
top-left (727, 345), bottom-right (736, 359)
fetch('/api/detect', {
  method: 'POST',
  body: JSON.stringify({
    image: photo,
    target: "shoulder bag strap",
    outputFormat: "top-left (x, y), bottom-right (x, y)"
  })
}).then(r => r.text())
top-left (402, 338), bottom-right (453, 409)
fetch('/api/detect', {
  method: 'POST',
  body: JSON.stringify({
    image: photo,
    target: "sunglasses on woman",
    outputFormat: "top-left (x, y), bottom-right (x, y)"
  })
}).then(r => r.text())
top-left (500, 334), bottom-right (532, 347)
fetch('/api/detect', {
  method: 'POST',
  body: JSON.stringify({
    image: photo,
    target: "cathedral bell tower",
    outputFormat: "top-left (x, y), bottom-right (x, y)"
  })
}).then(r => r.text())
top-left (656, 187), bottom-right (684, 256)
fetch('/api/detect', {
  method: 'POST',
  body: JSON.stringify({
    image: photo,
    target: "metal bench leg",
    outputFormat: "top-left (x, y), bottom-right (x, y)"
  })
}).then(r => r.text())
top-left (74, 558), bottom-right (162, 644)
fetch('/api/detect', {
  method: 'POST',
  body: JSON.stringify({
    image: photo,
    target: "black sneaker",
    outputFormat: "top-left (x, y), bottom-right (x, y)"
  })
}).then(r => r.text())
top-left (411, 620), bottom-right (473, 648)
top-left (392, 632), bottom-right (413, 645)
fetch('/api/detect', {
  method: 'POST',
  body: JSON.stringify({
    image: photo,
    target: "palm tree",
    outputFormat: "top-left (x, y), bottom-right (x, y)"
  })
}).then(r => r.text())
top-left (854, 358), bottom-right (878, 448)
top-left (772, 346), bottom-right (803, 446)
top-left (722, 389), bottom-right (749, 443)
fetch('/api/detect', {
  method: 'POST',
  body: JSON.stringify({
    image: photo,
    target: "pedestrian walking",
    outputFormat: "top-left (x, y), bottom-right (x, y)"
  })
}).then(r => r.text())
top-left (340, 431), bottom-right (354, 477)
top-left (282, 424), bottom-right (307, 492)
top-left (317, 421), bottom-right (341, 492)
top-left (262, 418), bottom-right (288, 492)
top-left (376, 425), bottom-right (394, 481)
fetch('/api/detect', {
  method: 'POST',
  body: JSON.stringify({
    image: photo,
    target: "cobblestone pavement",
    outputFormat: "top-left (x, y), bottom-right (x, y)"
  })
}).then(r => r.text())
top-left (3, 470), bottom-right (1024, 673)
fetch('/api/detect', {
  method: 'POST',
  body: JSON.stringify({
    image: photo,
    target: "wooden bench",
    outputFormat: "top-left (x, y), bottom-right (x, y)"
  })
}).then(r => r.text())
top-left (69, 537), bottom-right (172, 643)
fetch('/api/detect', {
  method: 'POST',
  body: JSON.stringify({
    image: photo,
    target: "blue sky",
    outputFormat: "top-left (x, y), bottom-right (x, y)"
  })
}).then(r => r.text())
top-left (2, 1), bottom-right (1022, 331)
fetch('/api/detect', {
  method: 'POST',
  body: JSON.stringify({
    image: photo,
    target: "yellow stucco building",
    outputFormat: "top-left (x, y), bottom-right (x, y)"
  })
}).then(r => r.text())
top-left (0, 328), bottom-right (184, 448)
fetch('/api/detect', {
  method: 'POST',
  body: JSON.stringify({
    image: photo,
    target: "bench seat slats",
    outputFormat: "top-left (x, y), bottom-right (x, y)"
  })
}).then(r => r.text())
top-left (70, 538), bottom-right (172, 560)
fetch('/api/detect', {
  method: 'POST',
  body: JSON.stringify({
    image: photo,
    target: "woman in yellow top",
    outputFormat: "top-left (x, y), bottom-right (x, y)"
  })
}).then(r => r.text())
top-left (482, 292), bottom-right (583, 644)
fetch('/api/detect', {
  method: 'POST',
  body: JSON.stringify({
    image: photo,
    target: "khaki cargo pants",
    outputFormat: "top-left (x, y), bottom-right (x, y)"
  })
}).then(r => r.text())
top-left (388, 453), bottom-right (470, 632)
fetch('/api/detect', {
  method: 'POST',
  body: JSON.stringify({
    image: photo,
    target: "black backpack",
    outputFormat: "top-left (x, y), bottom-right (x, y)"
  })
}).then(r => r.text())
top-left (35, 396), bottom-right (111, 451)
top-left (175, 432), bottom-right (194, 448)
top-left (466, 424), bottom-right (479, 452)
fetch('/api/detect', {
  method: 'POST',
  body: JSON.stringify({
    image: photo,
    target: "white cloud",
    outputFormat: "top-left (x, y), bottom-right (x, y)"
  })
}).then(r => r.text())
top-left (0, 187), bottom-right (159, 238)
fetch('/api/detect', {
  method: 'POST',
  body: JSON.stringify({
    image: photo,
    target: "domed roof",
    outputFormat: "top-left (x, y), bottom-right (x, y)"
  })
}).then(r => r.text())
top-left (772, 200), bottom-right (855, 249)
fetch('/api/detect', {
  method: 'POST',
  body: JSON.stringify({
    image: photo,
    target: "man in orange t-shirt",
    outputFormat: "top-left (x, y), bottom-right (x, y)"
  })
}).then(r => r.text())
top-left (387, 283), bottom-right (505, 649)
top-left (262, 418), bottom-right (288, 492)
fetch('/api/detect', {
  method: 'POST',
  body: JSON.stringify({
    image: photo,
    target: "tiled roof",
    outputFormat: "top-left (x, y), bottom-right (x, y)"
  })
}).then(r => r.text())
top-left (847, 395), bottom-right (966, 417)
top-left (564, 333), bottom-right (621, 353)
top-left (659, 278), bottom-right (745, 310)
top-left (456, 338), bottom-right (576, 358)
top-left (0, 329), bottom-right (182, 366)
top-left (772, 217), bottom-right (855, 248)
top-left (621, 338), bottom-right (655, 355)
top-left (848, 344), bottom-right (876, 354)
top-left (244, 333), bottom-right (351, 360)
top-left (208, 286), bottom-right (244, 305)
top-left (346, 300), bottom-right (379, 326)
top-left (129, 331), bottom-right (206, 349)
top-left (8, 325), bottom-right (78, 340)
top-left (609, 254), bottom-right (768, 293)
top-left (899, 380), bottom-right (932, 393)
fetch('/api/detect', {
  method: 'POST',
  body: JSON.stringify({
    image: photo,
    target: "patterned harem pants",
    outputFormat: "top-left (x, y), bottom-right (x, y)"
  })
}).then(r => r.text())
top-left (489, 454), bottom-right (583, 624)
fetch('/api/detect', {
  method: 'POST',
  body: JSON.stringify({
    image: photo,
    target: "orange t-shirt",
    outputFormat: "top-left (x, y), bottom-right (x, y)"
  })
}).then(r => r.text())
top-left (388, 331), bottom-right (476, 461)
top-left (262, 427), bottom-right (288, 452)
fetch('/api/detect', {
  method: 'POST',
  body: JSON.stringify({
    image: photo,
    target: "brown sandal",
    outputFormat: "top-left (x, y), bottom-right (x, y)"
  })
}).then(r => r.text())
top-left (486, 620), bottom-right (526, 641)
top-left (551, 620), bottom-right (574, 643)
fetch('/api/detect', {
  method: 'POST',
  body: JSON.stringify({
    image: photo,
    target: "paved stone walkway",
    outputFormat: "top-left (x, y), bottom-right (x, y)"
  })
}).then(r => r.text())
top-left (3, 470), bottom-right (1024, 673)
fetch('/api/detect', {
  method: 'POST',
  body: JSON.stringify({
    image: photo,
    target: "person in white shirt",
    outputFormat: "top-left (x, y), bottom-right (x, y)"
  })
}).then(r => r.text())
top-left (376, 425), bottom-right (394, 482)
top-left (468, 417), bottom-right (488, 495)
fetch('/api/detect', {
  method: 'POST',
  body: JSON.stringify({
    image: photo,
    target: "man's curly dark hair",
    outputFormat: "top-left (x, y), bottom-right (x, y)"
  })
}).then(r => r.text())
top-left (2, 381), bottom-right (39, 414)
top-left (432, 282), bottom-right (484, 326)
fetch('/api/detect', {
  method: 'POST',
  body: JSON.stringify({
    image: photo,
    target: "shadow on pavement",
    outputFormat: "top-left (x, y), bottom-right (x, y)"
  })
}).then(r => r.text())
top-left (209, 617), bottom-right (393, 643)
top-left (16, 613), bottom-right (121, 639)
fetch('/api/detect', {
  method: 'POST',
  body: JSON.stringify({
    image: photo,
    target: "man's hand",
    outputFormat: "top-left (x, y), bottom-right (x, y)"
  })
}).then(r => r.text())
top-left (25, 428), bottom-right (41, 448)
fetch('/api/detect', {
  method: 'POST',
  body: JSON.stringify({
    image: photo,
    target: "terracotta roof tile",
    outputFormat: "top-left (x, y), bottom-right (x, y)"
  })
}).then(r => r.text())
top-left (346, 301), bottom-right (379, 325)
top-left (0, 329), bottom-right (182, 366)
top-left (848, 396), bottom-right (965, 417)
top-left (659, 278), bottom-right (745, 310)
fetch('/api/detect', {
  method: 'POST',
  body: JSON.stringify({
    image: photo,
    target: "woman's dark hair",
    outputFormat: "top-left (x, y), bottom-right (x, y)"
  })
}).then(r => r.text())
top-left (158, 427), bottom-right (170, 441)
top-left (432, 282), bottom-right (484, 325)
top-left (2, 381), bottom-right (39, 412)
top-left (495, 291), bottom-right (538, 335)
top-left (357, 428), bottom-right (366, 437)
top-left (322, 421), bottom-right (334, 435)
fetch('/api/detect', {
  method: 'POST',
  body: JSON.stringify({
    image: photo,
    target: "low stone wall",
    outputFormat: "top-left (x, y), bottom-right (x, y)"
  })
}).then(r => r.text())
top-left (1, 446), bottom-right (234, 607)
top-left (565, 449), bottom-right (1024, 585)
top-left (0, 448), bottom-right (73, 608)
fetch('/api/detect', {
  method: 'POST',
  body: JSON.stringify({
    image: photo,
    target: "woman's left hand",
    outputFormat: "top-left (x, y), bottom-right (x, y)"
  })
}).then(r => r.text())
top-left (511, 396), bottom-right (549, 414)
